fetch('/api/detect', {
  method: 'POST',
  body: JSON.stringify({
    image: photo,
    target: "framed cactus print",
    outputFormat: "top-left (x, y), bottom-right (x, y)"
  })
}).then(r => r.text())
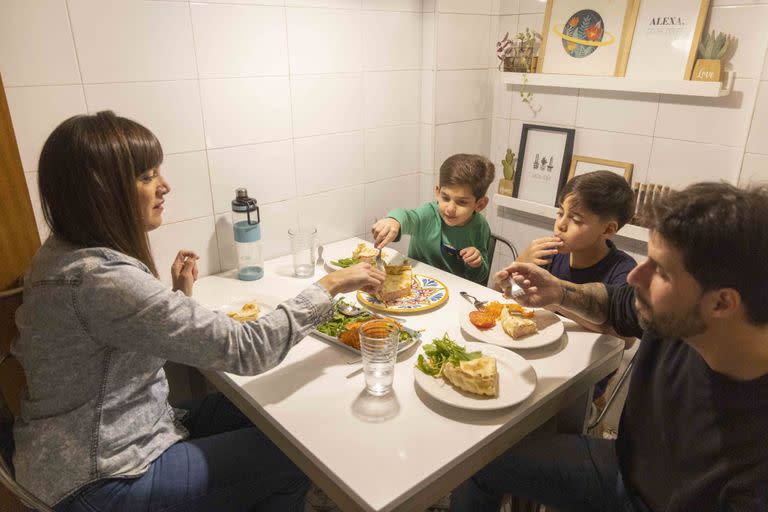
top-left (624, 0), bottom-right (710, 80)
top-left (537, 0), bottom-right (641, 76)
top-left (513, 124), bottom-right (576, 207)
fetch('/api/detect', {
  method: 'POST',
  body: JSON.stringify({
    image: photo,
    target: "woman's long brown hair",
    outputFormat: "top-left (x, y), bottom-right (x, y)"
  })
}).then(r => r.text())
top-left (38, 111), bottom-right (163, 276)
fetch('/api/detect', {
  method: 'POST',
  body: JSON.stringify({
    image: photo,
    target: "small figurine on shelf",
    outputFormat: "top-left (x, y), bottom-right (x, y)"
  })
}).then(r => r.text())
top-left (692, 30), bottom-right (733, 83)
top-left (498, 149), bottom-right (517, 196)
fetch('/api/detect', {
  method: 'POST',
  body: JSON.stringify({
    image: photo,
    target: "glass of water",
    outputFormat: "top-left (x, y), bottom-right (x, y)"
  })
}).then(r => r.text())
top-left (288, 227), bottom-right (316, 278)
top-left (359, 319), bottom-right (400, 396)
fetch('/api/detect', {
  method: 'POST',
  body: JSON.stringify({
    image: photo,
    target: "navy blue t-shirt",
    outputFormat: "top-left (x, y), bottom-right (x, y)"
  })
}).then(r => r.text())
top-left (545, 239), bottom-right (637, 286)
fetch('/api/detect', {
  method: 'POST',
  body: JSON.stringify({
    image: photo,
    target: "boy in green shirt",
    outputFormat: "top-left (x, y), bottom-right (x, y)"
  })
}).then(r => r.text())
top-left (372, 154), bottom-right (495, 284)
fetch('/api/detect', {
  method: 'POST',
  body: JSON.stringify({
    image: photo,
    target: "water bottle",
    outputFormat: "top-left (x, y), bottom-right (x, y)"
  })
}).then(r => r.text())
top-left (231, 188), bottom-right (264, 281)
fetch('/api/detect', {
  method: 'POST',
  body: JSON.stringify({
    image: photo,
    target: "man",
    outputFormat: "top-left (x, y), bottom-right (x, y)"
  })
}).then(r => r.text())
top-left (450, 183), bottom-right (768, 512)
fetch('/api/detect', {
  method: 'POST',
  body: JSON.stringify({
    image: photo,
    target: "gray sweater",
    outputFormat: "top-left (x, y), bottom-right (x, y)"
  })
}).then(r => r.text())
top-left (12, 237), bottom-right (333, 506)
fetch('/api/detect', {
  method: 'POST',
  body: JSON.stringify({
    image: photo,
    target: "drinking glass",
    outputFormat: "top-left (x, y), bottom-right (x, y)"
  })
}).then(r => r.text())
top-left (288, 227), bottom-right (316, 278)
top-left (359, 320), bottom-right (400, 396)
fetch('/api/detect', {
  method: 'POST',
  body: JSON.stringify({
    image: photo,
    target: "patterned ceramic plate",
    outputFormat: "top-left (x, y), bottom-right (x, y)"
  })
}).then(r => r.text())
top-left (357, 274), bottom-right (449, 313)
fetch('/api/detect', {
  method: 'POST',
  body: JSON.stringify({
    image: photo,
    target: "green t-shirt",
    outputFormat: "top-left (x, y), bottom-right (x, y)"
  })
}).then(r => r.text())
top-left (387, 201), bottom-right (491, 285)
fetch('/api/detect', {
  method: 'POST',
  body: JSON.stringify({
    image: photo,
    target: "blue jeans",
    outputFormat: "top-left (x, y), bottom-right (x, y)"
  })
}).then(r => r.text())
top-left (56, 393), bottom-right (309, 512)
top-left (450, 434), bottom-right (652, 512)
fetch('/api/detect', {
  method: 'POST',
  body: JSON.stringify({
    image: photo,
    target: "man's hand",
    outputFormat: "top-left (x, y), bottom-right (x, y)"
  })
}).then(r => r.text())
top-left (372, 218), bottom-right (400, 249)
top-left (460, 247), bottom-right (482, 268)
top-left (517, 236), bottom-right (563, 266)
top-left (171, 250), bottom-right (199, 297)
top-left (318, 263), bottom-right (386, 296)
top-left (494, 262), bottom-right (562, 308)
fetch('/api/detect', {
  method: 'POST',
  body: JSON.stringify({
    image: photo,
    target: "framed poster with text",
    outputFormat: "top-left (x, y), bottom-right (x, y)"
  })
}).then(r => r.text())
top-left (624, 0), bottom-right (710, 80)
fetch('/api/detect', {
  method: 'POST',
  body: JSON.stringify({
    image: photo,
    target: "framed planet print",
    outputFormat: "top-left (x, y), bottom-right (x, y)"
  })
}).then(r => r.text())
top-left (513, 124), bottom-right (576, 207)
top-left (537, 0), bottom-right (640, 76)
top-left (624, 0), bottom-right (710, 80)
top-left (567, 155), bottom-right (633, 182)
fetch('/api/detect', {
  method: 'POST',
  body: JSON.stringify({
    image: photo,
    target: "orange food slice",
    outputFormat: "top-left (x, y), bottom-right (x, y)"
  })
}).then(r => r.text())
top-left (469, 310), bottom-right (496, 330)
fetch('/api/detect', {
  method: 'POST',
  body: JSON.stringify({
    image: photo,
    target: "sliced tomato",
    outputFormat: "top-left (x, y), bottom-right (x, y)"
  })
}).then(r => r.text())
top-left (469, 310), bottom-right (496, 330)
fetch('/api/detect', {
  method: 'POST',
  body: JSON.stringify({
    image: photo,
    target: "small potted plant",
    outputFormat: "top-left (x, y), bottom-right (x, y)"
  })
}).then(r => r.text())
top-left (497, 149), bottom-right (516, 196)
top-left (692, 30), bottom-right (732, 82)
top-left (496, 29), bottom-right (539, 73)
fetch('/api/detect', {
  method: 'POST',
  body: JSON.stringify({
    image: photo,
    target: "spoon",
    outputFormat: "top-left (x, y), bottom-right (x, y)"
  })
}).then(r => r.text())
top-left (316, 245), bottom-right (324, 266)
top-left (337, 300), bottom-right (365, 317)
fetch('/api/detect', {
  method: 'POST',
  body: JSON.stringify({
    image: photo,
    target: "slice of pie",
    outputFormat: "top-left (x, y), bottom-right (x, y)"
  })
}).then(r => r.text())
top-left (227, 301), bottom-right (260, 322)
top-left (441, 356), bottom-right (498, 397)
top-left (351, 243), bottom-right (378, 265)
top-left (500, 306), bottom-right (538, 339)
top-left (376, 264), bottom-right (413, 303)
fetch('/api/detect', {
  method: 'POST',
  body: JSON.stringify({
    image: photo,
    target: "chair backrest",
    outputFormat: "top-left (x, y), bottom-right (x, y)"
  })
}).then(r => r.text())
top-left (488, 233), bottom-right (518, 273)
top-left (0, 353), bottom-right (53, 512)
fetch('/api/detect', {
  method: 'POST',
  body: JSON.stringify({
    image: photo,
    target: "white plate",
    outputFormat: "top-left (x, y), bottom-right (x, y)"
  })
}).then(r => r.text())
top-left (459, 303), bottom-right (564, 350)
top-left (324, 246), bottom-right (405, 272)
top-left (312, 328), bottom-right (420, 355)
top-left (414, 342), bottom-right (537, 410)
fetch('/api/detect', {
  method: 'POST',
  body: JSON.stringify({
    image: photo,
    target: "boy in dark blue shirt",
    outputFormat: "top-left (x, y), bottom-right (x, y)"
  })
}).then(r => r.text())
top-left (517, 170), bottom-right (637, 399)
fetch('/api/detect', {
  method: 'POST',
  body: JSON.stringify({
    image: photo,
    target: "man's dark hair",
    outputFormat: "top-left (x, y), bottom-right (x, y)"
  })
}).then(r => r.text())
top-left (558, 170), bottom-right (634, 228)
top-left (439, 154), bottom-right (495, 199)
top-left (649, 182), bottom-right (768, 325)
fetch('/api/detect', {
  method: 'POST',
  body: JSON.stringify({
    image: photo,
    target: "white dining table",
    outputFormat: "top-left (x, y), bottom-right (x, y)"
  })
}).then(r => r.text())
top-left (194, 237), bottom-right (623, 512)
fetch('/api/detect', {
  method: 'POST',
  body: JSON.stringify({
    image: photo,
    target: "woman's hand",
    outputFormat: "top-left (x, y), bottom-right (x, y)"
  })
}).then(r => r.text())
top-left (171, 250), bottom-right (199, 297)
top-left (318, 263), bottom-right (386, 296)
top-left (371, 218), bottom-right (400, 249)
top-left (517, 236), bottom-right (563, 266)
top-left (494, 262), bottom-right (563, 308)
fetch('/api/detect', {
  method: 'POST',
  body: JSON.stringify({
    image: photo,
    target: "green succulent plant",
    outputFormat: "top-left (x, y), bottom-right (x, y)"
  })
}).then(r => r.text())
top-left (698, 30), bottom-right (732, 60)
top-left (501, 149), bottom-right (516, 181)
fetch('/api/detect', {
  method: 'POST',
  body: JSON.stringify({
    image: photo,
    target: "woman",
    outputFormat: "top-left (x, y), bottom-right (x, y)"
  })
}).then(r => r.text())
top-left (12, 111), bottom-right (385, 511)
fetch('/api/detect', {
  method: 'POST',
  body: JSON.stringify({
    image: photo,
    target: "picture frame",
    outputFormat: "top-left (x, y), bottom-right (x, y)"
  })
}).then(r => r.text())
top-left (567, 155), bottom-right (633, 183)
top-left (513, 124), bottom-right (576, 207)
top-left (537, 0), bottom-right (640, 77)
top-left (624, 0), bottom-right (710, 80)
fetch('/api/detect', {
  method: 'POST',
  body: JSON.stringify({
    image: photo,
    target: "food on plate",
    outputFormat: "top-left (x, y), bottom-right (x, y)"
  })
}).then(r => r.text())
top-left (416, 334), bottom-right (498, 397)
top-left (376, 264), bottom-right (413, 303)
top-left (442, 356), bottom-right (498, 397)
top-left (331, 256), bottom-right (359, 268)
top-left (315, 299), bottom-right (412, 350)
top-left (352, 243), bottom-right (378, 264)
top-left (500, 306), bottom-right (538, 339)
top-left (468, 301), bottom-right (536, 330)
top-left (468, 310), bottom-right (496, 330)
top-left (227, 301), bottom-right (260, 322)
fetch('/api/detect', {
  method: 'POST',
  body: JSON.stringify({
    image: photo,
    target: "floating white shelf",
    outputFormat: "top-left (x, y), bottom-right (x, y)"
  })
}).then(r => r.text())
top-left (500, 71), bottom-right (734, 98)
top-left (494, 194), bottom-right (649, 243)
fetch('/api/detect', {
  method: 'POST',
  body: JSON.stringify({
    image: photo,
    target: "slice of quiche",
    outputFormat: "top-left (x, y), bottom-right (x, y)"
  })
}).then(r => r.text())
top-left (441, 356), bottom-right (498, 397)
top-left (227, 301), bottom-right (260, 322)
top-left (376, 264), bottom-right (413, 303)
top-left (500, 305), bottom-right (538, 339)
top-left (351, 243), bottom-right (378, 265)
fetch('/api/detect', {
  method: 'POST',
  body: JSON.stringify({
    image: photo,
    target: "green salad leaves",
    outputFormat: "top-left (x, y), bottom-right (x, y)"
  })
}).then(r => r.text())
top-left (331, 257), bottom-right (359, 268)
top-left (315, 300), bottom-right (413, 343)
top-left (416, 334), bottom-right (483, 376)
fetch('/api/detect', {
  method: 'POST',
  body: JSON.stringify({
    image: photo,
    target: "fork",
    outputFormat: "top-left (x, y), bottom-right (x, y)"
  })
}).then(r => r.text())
top-left (507, 277), bottom-right (526, 300)
top-left (374, 248), bottom-right (386, 272)
top-left (316, 245), bottom-right (324, 266)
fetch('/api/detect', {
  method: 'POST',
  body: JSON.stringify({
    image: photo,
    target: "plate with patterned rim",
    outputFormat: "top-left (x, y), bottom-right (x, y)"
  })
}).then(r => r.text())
top-left (357, 274), bottom-right (449, 313)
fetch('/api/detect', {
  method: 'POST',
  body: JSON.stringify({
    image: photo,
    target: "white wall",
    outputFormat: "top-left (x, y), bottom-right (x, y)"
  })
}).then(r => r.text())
top-left (1, 0), bottom-right (424, 282)
top-left (487, 0), bottom-right (768, 268)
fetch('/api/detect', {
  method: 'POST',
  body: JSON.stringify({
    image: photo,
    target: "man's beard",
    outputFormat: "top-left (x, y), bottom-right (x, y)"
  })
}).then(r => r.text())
top-left (636, 291), bottom-right (707, 339)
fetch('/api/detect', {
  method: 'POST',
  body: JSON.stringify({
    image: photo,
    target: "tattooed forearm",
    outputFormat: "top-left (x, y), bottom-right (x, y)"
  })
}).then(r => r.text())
top-left (558, 280), bottom-right (609, 326)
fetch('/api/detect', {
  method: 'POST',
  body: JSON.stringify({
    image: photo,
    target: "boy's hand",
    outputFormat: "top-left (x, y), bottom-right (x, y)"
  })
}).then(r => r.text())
top-left (460, 247), bottom-right (482, 268)
top-left (517, 236), bottom-right (563, 266)
top-left (372, 218), bottom-right (400, 249)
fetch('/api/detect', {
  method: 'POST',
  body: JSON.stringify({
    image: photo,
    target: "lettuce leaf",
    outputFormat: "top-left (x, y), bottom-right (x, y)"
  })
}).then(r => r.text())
top-left (415, 333), bottom-right (482, 376)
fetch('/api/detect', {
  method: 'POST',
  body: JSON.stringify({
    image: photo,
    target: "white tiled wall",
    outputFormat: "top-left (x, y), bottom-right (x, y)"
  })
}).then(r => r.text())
top-left (1, 0), bottom-right (424, 283)
top-left (488, 1), bottom-right (768, 262)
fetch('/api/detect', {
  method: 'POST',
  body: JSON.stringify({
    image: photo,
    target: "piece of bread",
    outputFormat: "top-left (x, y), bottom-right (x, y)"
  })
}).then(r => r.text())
top-left (500, 306), bottom-right (538, 339)
top-left (376, 265), bottom-right (413, 303)
top-left (227, 301), bottom-right (260, 322)
top-left (352, 243), bottom-right (378, 264)
top-left (441, 356), bottom-right (498, 397)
